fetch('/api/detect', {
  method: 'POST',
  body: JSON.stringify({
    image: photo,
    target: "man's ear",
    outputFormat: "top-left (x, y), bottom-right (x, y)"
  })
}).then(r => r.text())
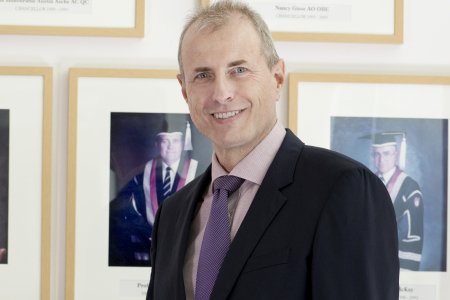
top-left (272, 59), bottom-right (285, 101)
top-left (177, 73), bottom-right (189, 103)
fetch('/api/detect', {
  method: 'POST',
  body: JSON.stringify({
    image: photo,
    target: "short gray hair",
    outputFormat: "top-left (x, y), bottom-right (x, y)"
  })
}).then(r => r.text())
top-left (178, 0), bottom-right (279, 79)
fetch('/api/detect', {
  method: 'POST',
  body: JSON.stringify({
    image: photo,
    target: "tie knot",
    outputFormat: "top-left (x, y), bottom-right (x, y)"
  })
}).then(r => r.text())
top-left (166, 167), bottom-right (172, 172)
top-left (213, 175), bottom-right (245, 194)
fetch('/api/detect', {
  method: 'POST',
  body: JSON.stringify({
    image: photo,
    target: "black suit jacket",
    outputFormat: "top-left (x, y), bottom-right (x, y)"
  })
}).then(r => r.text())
top-left (147, 130), bottom-right (399, 299)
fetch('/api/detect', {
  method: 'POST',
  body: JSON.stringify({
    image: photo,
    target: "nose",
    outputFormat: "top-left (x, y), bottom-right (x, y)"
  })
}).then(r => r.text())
top-left (213, 73), bottom-right (233, 104)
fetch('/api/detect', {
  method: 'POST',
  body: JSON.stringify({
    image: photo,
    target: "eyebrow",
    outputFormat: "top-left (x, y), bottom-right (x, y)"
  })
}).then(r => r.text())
top-left (193, 60), bottom-right (248, 74)
top-left (228, 60), bottom-right (247, 68)
top-left (194, 67), bottom-right (212, 73)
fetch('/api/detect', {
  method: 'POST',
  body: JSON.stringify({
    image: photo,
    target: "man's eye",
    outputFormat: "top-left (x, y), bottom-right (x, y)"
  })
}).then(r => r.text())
top-left (235, 67), bottom-right (247, 73)
top-left (197, 73), bottom-right (208, 79)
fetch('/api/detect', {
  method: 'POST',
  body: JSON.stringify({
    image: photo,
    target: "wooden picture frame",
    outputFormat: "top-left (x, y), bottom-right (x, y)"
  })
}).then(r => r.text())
top-left (0, 0), bottom-right (144, 37)
top-left (289, 72), bottom-right (450, 300)
top-left (202, 0), bottom-right (403, 44)
top-left (0, 66), bottom-right (53, 300)
top-left (67, 68), bottom-right (194, 300)
top-left (289, 73), bottom-right (450, 134)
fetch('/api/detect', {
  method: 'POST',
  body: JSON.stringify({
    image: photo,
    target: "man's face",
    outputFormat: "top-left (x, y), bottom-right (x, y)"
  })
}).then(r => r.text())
top-left (372, 145), bottom-right (399, 175)
top-left (156, 134), bottom-right (183, 166)
top-left (177, 15), bottom-right (285, 154)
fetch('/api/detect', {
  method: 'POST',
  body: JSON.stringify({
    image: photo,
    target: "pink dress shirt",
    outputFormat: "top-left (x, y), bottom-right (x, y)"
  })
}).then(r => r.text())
top-left (183, 120), bottom-right (286, 299)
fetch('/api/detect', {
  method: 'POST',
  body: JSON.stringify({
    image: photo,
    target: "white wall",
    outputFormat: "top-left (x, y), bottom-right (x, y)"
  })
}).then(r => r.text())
top-left (0, 0), bottom-right (449, 299)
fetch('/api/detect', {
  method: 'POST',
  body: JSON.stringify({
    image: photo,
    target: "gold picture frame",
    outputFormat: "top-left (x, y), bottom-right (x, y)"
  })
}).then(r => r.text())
top-left (66, 68), bottom-right (182, 300)
top-left (0, 66), bottom-right (53, 300)
top-left (201, 0), bottom-right (403, 44)
top-left (288, 73), bottom-right (450, 134)
top-left (0, 0), bottom-right (144, 37)
top-left (289, 72), bottom-right (450, 299)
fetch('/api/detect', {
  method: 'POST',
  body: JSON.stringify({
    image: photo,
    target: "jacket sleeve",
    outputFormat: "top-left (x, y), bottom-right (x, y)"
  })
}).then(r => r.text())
top-left (312, 168), bottom-right (399, 299)
top-left (146, 200), bottom-right (164, 300)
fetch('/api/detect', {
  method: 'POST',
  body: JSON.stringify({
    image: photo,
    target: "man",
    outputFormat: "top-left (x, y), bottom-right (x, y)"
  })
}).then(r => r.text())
top-left (109, 125), bottom-right (198, 266)
top-left (147, 1), bottom-right (399, 299)
top-left (360, 132), bottom-right (424, 271)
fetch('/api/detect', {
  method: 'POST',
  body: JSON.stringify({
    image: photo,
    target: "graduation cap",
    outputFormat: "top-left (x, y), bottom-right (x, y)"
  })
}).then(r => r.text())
top-left (358, 132), bottom-right (406, 170)
top-left (157, 121), bottom-right (193, 151)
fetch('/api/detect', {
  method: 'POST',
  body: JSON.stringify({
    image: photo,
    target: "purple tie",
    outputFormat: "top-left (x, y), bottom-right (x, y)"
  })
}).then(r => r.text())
top-left (195, 175), bottom-right (245, 300)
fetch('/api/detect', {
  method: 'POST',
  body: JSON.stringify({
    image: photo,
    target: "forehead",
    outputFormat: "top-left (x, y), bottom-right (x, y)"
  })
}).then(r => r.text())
top-left (181, 15), bottom-right (262, 69)
top-left (159, 134), bottom-right (182, 142)
top-left (372, 145), bottom-right (396, 152)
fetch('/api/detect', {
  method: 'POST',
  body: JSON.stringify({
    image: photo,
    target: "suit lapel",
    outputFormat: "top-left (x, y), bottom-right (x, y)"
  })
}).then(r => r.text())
top-left (210, 129), bottom-right (305, 300)
top-left (170, 165), bottom-right (212, 300)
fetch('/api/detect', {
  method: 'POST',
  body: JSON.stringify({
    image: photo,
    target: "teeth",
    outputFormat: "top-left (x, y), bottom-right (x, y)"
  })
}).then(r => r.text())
top-left (214, 110), bottom-right (241, 119)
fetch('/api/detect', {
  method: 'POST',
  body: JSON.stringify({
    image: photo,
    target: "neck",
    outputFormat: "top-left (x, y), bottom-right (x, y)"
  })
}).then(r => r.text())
top-left (163, 158), bottom-right (178, 168)
top-left (214, 147), bottom-right (251, 173)
top-left (379, 166), bottom-right (397, 176)
top-left (213, 119), bottom-right (277, 173)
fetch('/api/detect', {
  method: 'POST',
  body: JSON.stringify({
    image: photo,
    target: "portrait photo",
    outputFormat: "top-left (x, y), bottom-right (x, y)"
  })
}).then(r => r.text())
top-left (0, 109), bottom-right (9, 265)
top-left (108, 112), bottom-right (213, 267)
top-left (330, 116), bottom-right (448, 272)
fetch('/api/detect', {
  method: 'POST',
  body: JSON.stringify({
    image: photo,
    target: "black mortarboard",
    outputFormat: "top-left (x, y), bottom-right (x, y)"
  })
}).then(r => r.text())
top-left (358, 132), bottom-right (406, 170)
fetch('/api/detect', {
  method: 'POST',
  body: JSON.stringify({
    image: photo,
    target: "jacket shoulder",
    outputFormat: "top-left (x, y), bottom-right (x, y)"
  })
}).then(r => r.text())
top-left (293, 145), bottom-right (383, 191)
top-left (301, 145), bottom-right (371, 173)
top-left (401, 173), bottom-right (420, 188)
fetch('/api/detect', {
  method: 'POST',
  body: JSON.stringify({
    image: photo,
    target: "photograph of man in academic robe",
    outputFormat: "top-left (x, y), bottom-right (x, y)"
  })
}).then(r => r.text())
top-left (109, 113), bottom-right (213, 267)
top-left (360, 132), bottom-right (424, 271)
top-left (0, 109), bottom-right (9, 264)
top-left (330, 116), bottom-right (447, 271)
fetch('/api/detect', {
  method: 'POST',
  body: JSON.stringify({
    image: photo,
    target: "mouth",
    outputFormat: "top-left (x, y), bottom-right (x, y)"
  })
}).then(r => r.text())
top-left (213, 109), bottom-right (244, 120)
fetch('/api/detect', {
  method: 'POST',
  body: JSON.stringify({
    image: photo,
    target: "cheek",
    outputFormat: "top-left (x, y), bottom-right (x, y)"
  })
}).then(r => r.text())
top-left (188, 104), bottom-right (203, 126)
top-left (188, 98), bottom-right (209, 122)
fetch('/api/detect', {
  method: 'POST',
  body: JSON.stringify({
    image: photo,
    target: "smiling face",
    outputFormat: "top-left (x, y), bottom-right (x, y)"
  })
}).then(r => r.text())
top-left (156, 134), bottom-right (183, 167)
top-left (372, 145), bottom-right (399, 175)
top-left (177, 15), bottom-right (284, 161)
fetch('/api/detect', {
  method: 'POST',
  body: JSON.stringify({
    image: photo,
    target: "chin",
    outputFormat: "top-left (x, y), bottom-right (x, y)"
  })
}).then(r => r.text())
top-left (378, 168), bottom-right (389, 175)
top-left (215, 137), bottom-right (247, 150)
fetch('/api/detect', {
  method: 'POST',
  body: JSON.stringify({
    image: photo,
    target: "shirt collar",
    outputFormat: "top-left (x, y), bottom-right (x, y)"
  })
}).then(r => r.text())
top-left (379, 166), bottom-right (397, 183)
top-left (162, 158), bottom-right (180, 173)
top-left (211, 120), bottom-right (286, 188)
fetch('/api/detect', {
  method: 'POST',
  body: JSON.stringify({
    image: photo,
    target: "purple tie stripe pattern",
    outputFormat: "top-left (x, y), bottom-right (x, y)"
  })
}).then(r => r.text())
top-left (195, 175), bottom-right (245, 300)
top-left (163, 167), bottom-right (172, 199)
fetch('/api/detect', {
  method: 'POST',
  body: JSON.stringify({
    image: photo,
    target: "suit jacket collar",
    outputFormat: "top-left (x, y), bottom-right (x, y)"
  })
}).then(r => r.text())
top-left (170, 129), bottom-right (304, 300)
top-left (211, 129), bottom-right (304, 300)
top-left (268, 129), bottom-right (305, 189)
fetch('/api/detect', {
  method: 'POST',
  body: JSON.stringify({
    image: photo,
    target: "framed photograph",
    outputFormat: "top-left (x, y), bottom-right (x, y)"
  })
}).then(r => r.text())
top-left (0, 0), bottom-right (144, 37)
top-left (0, 66), bottom-right (52, 299)
top-left (67, 68), bottom-right (214, 300)
top-left (289, 73), bottom-right (450, 299)
top-left (203, 0), bottom-right (403, 43)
